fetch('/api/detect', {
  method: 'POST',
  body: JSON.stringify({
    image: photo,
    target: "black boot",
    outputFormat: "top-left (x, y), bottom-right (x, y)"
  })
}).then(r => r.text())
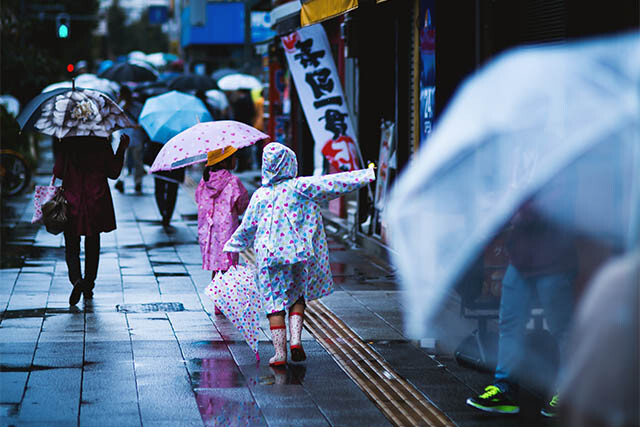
top-left (69, 279), bottom-right (84, 305)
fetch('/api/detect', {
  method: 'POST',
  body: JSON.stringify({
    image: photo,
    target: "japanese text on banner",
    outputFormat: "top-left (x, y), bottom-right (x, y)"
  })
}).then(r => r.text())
top-left (282, 24), bottom-right (360, 171)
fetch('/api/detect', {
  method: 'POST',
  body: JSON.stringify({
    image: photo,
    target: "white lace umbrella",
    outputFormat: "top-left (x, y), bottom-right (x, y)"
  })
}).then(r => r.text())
top-left (33, 89), bottom-right (135, 138)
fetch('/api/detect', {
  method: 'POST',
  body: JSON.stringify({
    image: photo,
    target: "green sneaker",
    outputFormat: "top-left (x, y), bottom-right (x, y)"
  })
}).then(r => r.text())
top-left (466, 385), bottom-right (520, 414)
top-left (540, 393), bottom-right (559, 417)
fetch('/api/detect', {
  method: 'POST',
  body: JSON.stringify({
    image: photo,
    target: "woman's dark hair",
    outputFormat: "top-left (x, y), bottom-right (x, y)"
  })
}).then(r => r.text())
top-left (202, 154), bottom-right (235, 181)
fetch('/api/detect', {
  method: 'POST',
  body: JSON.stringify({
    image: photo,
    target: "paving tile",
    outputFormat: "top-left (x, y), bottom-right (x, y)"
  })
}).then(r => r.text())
top-left (0, 372), bottom-right (28, 404)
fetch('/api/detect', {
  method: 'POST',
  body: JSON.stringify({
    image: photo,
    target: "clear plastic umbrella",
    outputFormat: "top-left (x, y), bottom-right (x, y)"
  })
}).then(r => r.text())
top-left (388, 32), bottom-right (640, 338)
top-left (387, 32), bottom-right (640, 409)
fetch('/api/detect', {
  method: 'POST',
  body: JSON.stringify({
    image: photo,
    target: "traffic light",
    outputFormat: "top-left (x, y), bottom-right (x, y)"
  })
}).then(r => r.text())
top-left (67, 64), bottom-right (74, 73)
top-left (56, 13), bottom-right (70, 39)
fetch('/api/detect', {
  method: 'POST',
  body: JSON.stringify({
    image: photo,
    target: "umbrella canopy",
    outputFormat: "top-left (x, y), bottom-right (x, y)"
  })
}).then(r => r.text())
top-left (211, 68), bottom-right (239, 82)
top-left (205, 89), bottom-right (230, 111)
top-left (217, 73), bottom-right (263, 91)
top-left (139, 90), bottom-right (212, 144)
top-left (146, 52), bottom-right (179, 68)
top-left (168, 73), bottom-right (218, 92)
top-left (0, 95), bottom-right (20, 117)
top-left (19, 88), bottom-right (135, 138)
top-left (205, 265), bottom-right (262, 358)
top-left (150, 120), bottom-right (269, 172)
top-left (388, 32), bottom-right (640, 339)
top-left (97, 59), bottom-right (114, 74)
top-left (42, 74), bottom-right (120, 99)
top-left (100, 61), bottom-right (158, 83)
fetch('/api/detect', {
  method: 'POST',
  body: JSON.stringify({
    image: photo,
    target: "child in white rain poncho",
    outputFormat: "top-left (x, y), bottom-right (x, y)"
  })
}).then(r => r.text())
top-left (223, 142), bottom-right (375, 366)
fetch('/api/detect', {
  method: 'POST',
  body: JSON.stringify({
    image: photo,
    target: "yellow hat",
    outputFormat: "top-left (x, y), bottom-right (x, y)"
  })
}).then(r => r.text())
top-left (206, 146), bottom-right (237, 166)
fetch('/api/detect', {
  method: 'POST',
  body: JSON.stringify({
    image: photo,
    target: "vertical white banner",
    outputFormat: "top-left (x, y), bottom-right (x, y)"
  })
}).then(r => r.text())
top-left (282, 24), bottom-right (360, 171)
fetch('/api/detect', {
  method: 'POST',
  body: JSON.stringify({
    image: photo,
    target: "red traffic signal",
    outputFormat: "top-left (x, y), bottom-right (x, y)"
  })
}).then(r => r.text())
top-left (67, 64), bottom-right (75, 73)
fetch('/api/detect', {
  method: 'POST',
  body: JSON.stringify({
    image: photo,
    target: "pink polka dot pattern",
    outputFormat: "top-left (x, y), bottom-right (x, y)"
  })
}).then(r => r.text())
top-left (150, 120), bottom-right (269, 172)
top-left (224, 142), bottom-right (376, 314)
top-left (204, 265), bottom-right (261, 356)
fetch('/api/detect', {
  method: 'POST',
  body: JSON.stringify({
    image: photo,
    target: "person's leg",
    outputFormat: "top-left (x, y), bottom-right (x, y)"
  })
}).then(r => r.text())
top-left (494, 264), bottom-right (533, 390)
top-left (83, 233), bottom-right (100, 299)
top-left (535, 270), bottom-right (575, 417)
top-left (467, 264), bottom-right (531, 414)
top-left (211, 270), bottom-right (223, 315)
top-left (267, 311), bottom-right (287, 366)
top-left (289, 297), bottom-right (306, 362)
top-left (64, 230), bottom-right (83, 305)
top-left (133, 145), bottom-right (144, 193)
top-left (155, 178), bottom-right (168, 222)
top-left (64, 230), bottom-right (82, 285)
top-left (163, 182), bottom-right (179, 224)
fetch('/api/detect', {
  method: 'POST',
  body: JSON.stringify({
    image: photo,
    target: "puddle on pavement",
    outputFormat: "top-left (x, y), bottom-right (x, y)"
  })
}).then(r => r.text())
top-left (0, 403), bottom-right (20, 418)
top-left (195, 399), bottom-right (263, 427)
top-left (154, 272), bottom-right (189, 277)
top-left (1, 307), bottom-right (84, 319)
top-left (189, 353), bottom-right (306, 390)
top-left (0, 364), bottom-right (56, 372)
top-left (116, 302), bottom-right (185, 313)
top-left (0, 244), bottom-right (64, 269)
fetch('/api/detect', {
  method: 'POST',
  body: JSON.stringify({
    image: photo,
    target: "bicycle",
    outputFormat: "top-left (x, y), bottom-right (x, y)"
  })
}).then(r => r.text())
top-left (0, 149), bottom-right (31, 196)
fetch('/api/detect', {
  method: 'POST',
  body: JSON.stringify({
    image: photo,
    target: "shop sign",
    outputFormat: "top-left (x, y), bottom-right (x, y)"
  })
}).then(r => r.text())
top-left (374, 121), bottom-right (396, 211)
top-left (419, 0), bottom-right (436, 146)
top-left (282, 24), bottom-right (360, 171)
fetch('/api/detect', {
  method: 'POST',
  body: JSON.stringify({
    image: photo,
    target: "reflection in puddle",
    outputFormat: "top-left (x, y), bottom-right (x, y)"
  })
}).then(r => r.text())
top-left (196, 399), bottom-right (263, 427)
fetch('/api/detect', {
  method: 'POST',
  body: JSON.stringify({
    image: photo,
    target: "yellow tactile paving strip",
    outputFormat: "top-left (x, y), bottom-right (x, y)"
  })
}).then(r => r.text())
top-left (240, 251), bottom-right (453, 427)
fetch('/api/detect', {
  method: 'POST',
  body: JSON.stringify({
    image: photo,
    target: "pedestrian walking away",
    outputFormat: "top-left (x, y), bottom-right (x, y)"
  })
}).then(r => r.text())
top-left (114, 85), bottom-right (147, 194)
top-left (223, 142), bottom-right (375, 367)
top-left (53, 134), bottom-right (130, 305)
top-left (196, 147), bottom-right (249, 315)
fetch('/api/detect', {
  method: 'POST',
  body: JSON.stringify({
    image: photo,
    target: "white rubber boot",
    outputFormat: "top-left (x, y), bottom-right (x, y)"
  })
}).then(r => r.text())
top-left (289, 312), bottom-right (306, 362)
top-left (269, 326), bottom-right (287, 367)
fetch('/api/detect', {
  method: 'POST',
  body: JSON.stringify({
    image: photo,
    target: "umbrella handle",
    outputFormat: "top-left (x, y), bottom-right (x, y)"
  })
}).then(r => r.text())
top-left (255, 352), bottom-right (260, 362)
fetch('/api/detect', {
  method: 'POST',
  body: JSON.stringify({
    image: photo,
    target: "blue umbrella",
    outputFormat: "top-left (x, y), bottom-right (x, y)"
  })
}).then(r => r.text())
top-left (139, 90), bottom-right (212, 143)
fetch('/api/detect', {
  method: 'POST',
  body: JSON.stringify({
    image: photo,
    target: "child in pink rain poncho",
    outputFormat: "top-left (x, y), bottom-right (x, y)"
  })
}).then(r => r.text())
top-left (224, 142), bottom-right (375, 366)
top-left (196, 148), bottom-right (249, 314)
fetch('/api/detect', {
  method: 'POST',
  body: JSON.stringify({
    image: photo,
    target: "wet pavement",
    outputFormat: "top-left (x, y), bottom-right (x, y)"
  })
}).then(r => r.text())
top-left (1, 144), bottom-right (559, 426)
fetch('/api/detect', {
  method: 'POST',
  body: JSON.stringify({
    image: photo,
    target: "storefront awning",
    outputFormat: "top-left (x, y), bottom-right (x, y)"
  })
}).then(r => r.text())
top-left (300, 0), bottom-right (358, 27)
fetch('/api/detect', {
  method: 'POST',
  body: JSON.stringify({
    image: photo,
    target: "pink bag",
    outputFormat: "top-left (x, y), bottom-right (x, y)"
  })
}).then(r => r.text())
top-left (31, 176), bottom-right (60, 224)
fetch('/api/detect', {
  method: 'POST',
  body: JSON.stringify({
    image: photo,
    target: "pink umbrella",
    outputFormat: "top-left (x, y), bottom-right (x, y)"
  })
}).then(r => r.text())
top-left (204, 264), bottom-right (262, 360)
top-left (150, 120), bottom-right (269, 172)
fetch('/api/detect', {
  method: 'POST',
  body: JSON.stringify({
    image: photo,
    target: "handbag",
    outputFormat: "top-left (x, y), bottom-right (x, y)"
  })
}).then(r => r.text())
top-left (41, 186), bottom-right (68, 235)
top-left (31, 175), bottom-right (60, 224)
top-left (32, 158), bottom-right (68, 235)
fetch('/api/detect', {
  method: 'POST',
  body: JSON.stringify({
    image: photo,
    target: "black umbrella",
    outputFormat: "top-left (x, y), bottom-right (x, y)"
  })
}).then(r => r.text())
top-left (211, 68), bottom-right (239, 82)
top-left (168, 74), bottom-right (218, 91)
top-left (99, 62), bottom-right (158, 83)
top-left (17, 87), bottom-right (73, 131)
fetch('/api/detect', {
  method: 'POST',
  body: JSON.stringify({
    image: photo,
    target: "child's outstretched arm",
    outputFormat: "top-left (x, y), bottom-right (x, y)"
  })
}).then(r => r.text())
top-left (292, 165), bottom-right (375, 202)
top-left (223, 197), bottom-right (258, 253)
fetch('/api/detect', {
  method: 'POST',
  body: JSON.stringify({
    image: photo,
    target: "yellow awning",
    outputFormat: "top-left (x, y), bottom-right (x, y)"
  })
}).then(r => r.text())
top-left (300, 0), bottom-right (358, 27)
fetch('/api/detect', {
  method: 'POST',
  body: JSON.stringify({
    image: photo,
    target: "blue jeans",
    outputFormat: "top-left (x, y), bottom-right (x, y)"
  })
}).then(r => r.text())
top-left (494, 264), bottom-right (575, 389)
